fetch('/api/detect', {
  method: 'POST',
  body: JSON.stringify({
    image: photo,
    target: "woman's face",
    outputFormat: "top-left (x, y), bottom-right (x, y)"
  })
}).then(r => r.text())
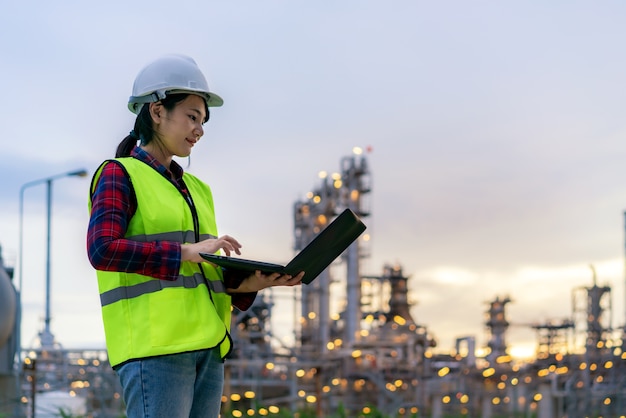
top-left (151, 94), bottom-right (207, 159)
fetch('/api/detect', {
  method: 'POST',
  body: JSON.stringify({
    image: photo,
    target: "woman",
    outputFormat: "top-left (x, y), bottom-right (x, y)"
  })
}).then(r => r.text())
top-left (87, 54), bottom-right (303, 418)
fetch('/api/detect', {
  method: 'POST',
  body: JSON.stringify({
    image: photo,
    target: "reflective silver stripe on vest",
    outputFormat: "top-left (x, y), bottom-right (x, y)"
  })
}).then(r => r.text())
top-left (126, 231), bottom-right (216, 243)
top-left (100, 273), bottom-right (226, 307)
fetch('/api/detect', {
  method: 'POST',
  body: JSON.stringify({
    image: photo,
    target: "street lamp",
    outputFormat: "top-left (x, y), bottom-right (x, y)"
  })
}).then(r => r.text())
top-left (18, 168), bottom-right (88, 350)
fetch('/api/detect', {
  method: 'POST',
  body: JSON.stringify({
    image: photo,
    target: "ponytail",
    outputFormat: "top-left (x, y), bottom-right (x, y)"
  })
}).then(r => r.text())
top-left (115, 104), bottom-right (152, 157)
top-left (115, 134), bottom-right (138, 157)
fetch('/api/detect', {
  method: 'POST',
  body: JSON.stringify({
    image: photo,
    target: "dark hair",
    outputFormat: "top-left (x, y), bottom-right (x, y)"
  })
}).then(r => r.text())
top-left (115, 93), bottom-right (210, 157)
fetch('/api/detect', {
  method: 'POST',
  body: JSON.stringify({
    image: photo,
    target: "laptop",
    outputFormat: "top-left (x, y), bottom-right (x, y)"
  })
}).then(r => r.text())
top-left (200, 208), bottom-right (366, 285)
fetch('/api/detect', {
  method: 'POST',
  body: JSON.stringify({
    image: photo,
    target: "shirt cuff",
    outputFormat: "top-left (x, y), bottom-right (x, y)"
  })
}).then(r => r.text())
top-left (223, 268), bottom-right (257, 311)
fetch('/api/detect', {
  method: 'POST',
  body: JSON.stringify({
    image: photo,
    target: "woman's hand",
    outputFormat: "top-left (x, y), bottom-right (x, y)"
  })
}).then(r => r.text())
top-left (181, 235), bottom-right (242, 264)
top-left (229, 270), bottom-right (305, 293)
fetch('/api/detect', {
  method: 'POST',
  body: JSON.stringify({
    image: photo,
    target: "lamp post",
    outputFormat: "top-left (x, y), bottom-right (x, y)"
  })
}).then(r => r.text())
top-left (18, 168), bottom-right (88, 350)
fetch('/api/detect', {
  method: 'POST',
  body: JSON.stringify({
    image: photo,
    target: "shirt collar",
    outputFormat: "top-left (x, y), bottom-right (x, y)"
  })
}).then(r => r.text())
top-left (130, 146), bottom-right (184, 181)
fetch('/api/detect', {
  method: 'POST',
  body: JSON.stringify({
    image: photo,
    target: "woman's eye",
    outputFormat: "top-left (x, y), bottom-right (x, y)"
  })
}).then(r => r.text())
top-left (189, 115), bottom-right (197, 121)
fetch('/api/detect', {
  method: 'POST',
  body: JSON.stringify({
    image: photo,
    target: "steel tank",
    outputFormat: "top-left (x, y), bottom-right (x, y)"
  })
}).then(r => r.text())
top-left (0, 262), bottom-right (16, 348)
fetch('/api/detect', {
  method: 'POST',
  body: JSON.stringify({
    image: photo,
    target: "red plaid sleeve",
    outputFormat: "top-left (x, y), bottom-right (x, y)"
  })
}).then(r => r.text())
top-left (87, 161), bottom-right (182, 281)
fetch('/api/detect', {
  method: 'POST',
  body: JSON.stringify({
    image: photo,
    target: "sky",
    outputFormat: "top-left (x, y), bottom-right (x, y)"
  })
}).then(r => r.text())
top-left (1, 1), bottom-right (626, 360)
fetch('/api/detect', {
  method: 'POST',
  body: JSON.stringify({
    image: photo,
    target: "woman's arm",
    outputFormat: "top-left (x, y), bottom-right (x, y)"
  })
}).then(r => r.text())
top-left (87, 162), bottom-right (182, 280)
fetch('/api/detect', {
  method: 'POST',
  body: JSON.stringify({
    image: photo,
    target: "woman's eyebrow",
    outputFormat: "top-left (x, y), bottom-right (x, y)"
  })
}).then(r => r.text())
top-left (189, 107), bottom-right (206, 119)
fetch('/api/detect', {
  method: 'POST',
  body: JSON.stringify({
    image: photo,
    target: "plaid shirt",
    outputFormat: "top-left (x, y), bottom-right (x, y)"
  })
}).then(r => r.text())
top-left (87, 146), bottom-right (256, 311)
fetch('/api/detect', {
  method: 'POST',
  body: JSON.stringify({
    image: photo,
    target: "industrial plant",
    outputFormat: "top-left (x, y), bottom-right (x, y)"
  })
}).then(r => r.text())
top-left (1, 148), bottom-right (626, 417)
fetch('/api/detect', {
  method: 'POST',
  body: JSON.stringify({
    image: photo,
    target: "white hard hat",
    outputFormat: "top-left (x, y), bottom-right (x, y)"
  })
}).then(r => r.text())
top-left (128, 54), bottom-right (223, 114)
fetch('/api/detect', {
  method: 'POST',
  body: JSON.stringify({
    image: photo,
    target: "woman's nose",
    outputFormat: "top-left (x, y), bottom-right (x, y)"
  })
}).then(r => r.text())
top-left (194, 125), bottom-right (204, 139)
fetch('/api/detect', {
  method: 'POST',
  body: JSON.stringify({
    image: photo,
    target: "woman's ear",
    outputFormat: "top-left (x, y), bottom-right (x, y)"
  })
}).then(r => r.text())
top-left (149, 102), bottom-right (163, 124)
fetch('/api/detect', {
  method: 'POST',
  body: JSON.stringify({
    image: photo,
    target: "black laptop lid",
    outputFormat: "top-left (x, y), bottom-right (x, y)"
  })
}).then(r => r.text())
top-left (282, 208), bottom-right (366, 282)
top-left (199, 208), bottom-right (366, 285)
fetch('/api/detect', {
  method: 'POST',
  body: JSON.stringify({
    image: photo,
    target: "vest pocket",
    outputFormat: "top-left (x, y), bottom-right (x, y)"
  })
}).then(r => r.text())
top-left (148, 287), bottom-right (209, 347)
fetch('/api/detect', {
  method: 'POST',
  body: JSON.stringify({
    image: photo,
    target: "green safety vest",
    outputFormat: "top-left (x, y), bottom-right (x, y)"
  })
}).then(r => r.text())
top-left (89, 157), bottom-right (232, 367)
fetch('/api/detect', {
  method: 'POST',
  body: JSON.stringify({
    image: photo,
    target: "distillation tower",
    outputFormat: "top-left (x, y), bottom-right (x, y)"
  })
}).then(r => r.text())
top-left (294, 147), bottom-right (371, 355)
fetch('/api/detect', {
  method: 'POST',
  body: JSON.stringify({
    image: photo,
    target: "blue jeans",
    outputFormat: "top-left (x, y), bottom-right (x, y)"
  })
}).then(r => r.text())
top-left (115, 348), bottom-right (224, 418)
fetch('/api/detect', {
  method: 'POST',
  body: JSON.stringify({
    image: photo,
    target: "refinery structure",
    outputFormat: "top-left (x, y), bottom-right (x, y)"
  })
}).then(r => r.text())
top-left (1, 148), bottom-right (626, 417)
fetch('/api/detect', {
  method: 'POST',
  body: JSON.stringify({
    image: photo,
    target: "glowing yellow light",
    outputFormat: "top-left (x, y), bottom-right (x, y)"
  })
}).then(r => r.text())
top-left (268, 406), bottom-right (279, 413)
top-left (511, 378), bottom-right (519, 385)
top-left (259, 408), bottom-right (268, 416)
top-left (492, 397), bottom-right (501, 405)
top-left (442, 395), bottom-right (451, 404)
top-left (247, 409), bottom-right (255, 416)
top-left (362, 406), bottom-right (371, 413)
top-left (496, 355), bottom-right (511, 364)
top-left (533, 393), bottom-right (542, 402)
top-left (605, 361), bottom-right (614, 369)
top-left (438, 367), bottom-right (450, 377)
top-left (556, 366), bottom-right (568, 375)
top-left (334, 180), bottom-right (342, 189)
top-left (497, 382), bottom-right (506, 390)
top-left (393, 315), bottom-right (406, 325)
top-left (483, 368), bottom-right (495, 378)
top-left (265, 362), bottom-right (274, 370)
top-left (604, 397), bottom-right (611, 405)
top-left (460, 394), bottom-right (469, 404)
top-left (352, 350), bottom-right (362, 358)
top-left (318, 171), bottom-right (327, 179)
top-left (327, 342), bottom-right (335, 350)
top-left (365, 314), bottom-right (374, 323)
top-left (353, 146), bottom-right (363, 155)
top-left (323, 386), bottom-right (330, 393)
top-left (313, 196), bottom-right (321, 204)
top-left (298, 390), bottom-right (305, 397)
top-left (232, 411), bottom-right (243, 418)
top-left (394, 379), bottom-right (403, 387)
top-left (332, 378), bottom-right (340, 385)
top-left (537, 369), bottom-right (549, 377)
top-left (296, 369), bottom-right (305, 378)
top-left (231, 394), bottom-right (241, 401)
top-left (306, 395), bottom-right (317, 403)
top-left (308, 312), bottom-right (316, 319)
top-left (579, 362), bottom-right (587, 370)
top-left (331, 313), bottom-right (340, 321)
top-left (244, 391), bottom-right (255, 399)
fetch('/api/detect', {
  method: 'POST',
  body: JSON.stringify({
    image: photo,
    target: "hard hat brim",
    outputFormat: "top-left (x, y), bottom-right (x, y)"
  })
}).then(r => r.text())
top-left (128, 89), bottom-right (224, 115)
